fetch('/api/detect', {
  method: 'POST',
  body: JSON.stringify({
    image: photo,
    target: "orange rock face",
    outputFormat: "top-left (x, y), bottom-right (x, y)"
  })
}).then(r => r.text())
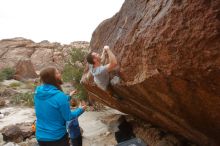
top-left (82, 0), bottom-right (220, 146)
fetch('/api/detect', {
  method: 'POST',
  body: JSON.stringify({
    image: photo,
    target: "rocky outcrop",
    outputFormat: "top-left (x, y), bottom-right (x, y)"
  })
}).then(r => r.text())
top-left (1, 123), bottom-right (34, 143)
top-left (0, 99), bottom-right (6, 107)
top-left (103, 114), bottom-right (196, 146)
top-left (0, 38), bottom-right (89, 71)
top-left (131, 119), bottom-right (194, 146)
top-left (82, 0), bottom-right (220, 146)
top-left (14, 59), bottom-right (38, 80)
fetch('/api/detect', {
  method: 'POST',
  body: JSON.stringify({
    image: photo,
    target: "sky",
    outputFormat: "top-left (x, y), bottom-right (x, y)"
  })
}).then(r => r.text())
top-left (0, 0), bottom-right (124, 44)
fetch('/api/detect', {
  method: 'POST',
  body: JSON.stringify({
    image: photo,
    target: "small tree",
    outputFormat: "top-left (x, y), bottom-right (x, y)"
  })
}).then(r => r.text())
top-left (62, 48), bottom-right (88, 100)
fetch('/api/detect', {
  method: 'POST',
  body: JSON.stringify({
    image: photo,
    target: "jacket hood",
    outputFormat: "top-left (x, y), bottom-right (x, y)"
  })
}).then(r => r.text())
top-left (35, 84), bottom-right (60, 100)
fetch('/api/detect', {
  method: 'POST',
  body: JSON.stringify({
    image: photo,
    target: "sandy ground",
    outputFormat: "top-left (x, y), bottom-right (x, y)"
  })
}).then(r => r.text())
top-left (79, 108), bottom-right (122, 146)
top-left (0, 107), bottom-right (35, 130)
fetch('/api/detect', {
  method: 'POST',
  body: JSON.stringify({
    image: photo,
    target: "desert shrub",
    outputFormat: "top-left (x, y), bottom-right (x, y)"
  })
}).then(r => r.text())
top-left (0, 73), bottom-right (4, 81)
top-left (0, 68), bottom-right (15, 81)
top-left (9, 82), bottom-right (21, 88)
top-left (74, 83), bottom-right (87, 100)
top-left (62, 48), bottom-right (88, 100)
top-left (0, 87), bottom-right (10, 97)
top-left (24, 80), bottom-right (38, 91)
top-left (70, 48), bottom-right (87, 63)
top-left (62, 64), bottom-right (84, 83)
top-left (12, 92), bottom-right (34, 107)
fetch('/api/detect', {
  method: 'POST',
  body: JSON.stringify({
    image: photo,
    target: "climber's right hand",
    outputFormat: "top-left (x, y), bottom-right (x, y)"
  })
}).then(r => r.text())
top-left (103, 45), bottom-right (110, 52)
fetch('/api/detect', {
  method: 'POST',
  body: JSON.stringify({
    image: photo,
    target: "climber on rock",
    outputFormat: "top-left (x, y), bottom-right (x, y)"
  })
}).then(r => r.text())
top-left (86, 45), bottom-right (122, 99)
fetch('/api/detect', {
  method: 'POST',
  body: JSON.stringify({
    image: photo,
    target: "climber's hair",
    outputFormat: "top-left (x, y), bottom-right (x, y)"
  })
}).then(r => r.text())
top-left (86, 52), bottom-right (94, 65)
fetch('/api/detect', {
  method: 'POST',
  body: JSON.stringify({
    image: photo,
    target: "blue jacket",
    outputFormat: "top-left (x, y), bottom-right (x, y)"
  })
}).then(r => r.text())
top-left (34, 84), bottom-right (84, 141)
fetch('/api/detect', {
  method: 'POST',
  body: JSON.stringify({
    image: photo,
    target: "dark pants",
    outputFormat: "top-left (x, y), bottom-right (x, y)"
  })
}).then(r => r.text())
top-left (38, 133), bottom-right (70, 146)
top-left (71, 135), bottom-right (82, 146)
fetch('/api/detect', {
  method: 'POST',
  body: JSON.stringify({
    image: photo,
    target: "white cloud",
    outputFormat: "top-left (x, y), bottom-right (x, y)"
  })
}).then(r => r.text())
top-left (0, 0), bottom-right (124, 43)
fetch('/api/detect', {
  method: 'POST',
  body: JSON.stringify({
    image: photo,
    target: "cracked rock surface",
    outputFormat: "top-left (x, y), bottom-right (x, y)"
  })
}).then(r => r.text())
top-left (82, 0), bottom-right (220, 146)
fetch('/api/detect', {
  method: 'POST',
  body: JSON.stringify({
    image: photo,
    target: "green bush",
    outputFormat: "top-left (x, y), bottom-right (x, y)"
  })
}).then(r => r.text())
top-left (62, 64), bottom-right (84, 83)
top-left (12, 92), bottom-right (34, 107)
top-left (70, 48), bottom-right (88, 63)
top-left (74, 84), bottom-right (87, 100)
top-left (9, 82), bottom-right (21, 88)
top-left (24, 80), bottom-right (38, 91)
top-left (0, 73), bottom-right (5, 81)
top-left (62, 48), bottom-right (88, 100)
top-left (0, 68), bottom-right (15, 81)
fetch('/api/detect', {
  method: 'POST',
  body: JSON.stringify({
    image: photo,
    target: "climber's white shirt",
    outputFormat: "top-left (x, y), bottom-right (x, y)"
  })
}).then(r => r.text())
top-left (89, 64), bottom-right (110, 91)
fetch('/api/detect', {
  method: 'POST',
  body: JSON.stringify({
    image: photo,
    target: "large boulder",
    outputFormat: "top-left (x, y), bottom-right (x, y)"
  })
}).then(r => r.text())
top-left (14, 59), bottom-right (38, 80)
top-left (0, 38), bottom-right (35, 69)
top-left (82, 0), bottom-right (220, 146)
top-left (30, 48), bottom-right (54, 70)
top-left (2, 125), bottom-right (23, 143)
top-left (1, 123), bottom-right (34, 143)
